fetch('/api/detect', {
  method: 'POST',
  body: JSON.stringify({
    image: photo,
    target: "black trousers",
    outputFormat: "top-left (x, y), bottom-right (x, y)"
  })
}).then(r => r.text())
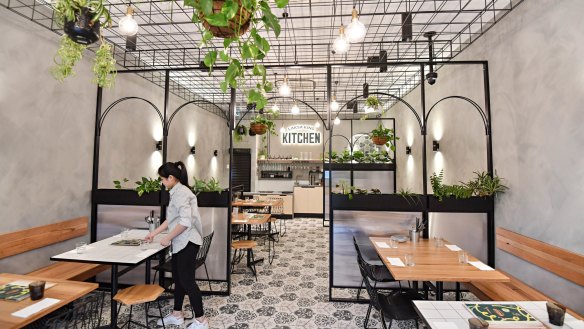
top-left (171, 242), bottom-right (205, 318)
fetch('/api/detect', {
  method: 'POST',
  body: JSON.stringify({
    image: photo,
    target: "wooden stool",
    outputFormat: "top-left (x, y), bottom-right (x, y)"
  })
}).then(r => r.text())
top-left (231, 240), bottom-right (258, 280)
top-left (113, 284), bottom-right (166, 329)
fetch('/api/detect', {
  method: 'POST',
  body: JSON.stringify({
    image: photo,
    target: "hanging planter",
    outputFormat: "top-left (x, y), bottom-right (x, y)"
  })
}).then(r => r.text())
top-left (250, 123), bottom-right (268, 135)
top-left (63, 7), bottom-right (100, 45)
top-left (371, 136), bottom-right (389, 146)
top-left (369, 123), bottom-right (398, 150)
top-left (199, 0), bottom-right (253, 38)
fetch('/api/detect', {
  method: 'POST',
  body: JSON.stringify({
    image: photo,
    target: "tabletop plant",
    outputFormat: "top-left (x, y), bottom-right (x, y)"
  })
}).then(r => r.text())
top-left (191, 0), bottom-right (289, 110)
top-left (51, 0), bottom-right (117, 87)
top-left (370, 123), bottom-right (398, 150)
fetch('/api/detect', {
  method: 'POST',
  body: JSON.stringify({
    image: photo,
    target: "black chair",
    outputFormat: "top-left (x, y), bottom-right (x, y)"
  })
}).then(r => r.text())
top-left (352, 237), bottom-right (400, 296)
top-left (38, 291), bottom-right (105, 329)
top-left (357, 253), bottom-right (423, 329)
top-left (153, 231), bottom-right (215, 292)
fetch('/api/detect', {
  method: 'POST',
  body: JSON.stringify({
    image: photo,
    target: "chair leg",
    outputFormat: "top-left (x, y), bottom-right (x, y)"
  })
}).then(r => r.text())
top-left (250, 249), bottom-right (258, 281)
top-left (203, 262), bottom-right (212, 291)
top-left (364, 303), bottom-right (372, 328)
top-left (145, 302), bottom-right (149, 328)
top-left (157, 300), bottom-right (166, 329)
top-left (356, 278), bottom-right (364, 299)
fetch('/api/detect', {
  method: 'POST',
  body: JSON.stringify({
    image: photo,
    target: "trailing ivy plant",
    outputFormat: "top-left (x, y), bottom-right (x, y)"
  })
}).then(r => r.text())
top-left (135, 177), bottom-right (162, 197)
top-left (51, 36), bottom-right (87, 82)
top-left (250, 108), bottom-right (279, 135)
top-left (370, 123), bottom-right (398, 151)
top-left (365, 96), bottom-right (382, 110)
top-left (92, 39), bottom-right (117, 88)
top-left (191, 0), bottom-right (289, 110)
top-left (234, 124), bottom-right (248, 142)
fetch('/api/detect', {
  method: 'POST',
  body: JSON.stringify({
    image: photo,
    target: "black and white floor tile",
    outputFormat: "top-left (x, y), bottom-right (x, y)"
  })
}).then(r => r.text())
top-left (101, 218), bottom-right (477, 329)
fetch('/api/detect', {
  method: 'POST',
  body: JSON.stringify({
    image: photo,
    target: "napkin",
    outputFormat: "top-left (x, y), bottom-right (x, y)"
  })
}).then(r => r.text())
top-left (387, 257), bottom-right (405, 267)
top-left (445, 245), bottom-right (462, 251)
top-left (375, 242), bottom-right (390, 248)
top-left (136, 249), bottom-right (158, 258)
top-left (432, 322), bottom-right (459, 329)
top-left (468, 261), bottom-right (494, 271)
top-left (11, 298), bottom-right (61, 318)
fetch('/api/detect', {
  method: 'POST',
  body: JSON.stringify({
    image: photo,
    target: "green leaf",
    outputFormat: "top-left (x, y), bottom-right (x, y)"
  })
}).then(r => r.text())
top-left (226, 59), bottom-right (242, 88)
top-left (252, 64), bottom-right (266, 81)
top-left (220, 81), bottom-right (228, 93)
top-left (223, 38), bottom-right (235, 49)
top-left (205, 13), bottom-right (228, 27)
top-left (219, 50), bottom-right (230, 62)
top-left (241, 42), bottom-right (253, 59)
top-left (241, 0), bottom-right (254, 10)
top-left (201, 30), bottom-right (214, 46)
top-left (275, 0), bottom-right (288, 8)
top-left (203, 51), bottom-right (218, 72)
top-left (261, 12), bottom-right (281, 37)
top-left (221, 0), bottom-right (238, 20)
top-left (200, 0), bottom-right (213, 15)
top-left (183, 0), bottom-right (196, 7)
top-left (251, 29), bottom-right (270, 54)
top-left (264, 81), bottom-right (273, 92)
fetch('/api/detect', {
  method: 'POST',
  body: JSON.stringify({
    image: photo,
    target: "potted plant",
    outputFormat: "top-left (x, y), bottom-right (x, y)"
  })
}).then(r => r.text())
top-left (365, 96), bottom-right (382, 111)
top-left (370, 123), bottom-right (398, 150)
top-left (192, 0), bottom-right (289, 109)
top-left (234, 124), bottom-right (248, 142)
top-left (51, 0), bottom-right (116, 87)
top-left (249, 108), bottom-right (278, 135)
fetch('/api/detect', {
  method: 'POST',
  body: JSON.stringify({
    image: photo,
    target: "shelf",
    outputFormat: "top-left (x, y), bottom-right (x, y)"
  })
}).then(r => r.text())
top-left (196, 191), bottom-right (230, 207)
top-left (331, 194), bottom-right (425, 212)
top-left (324, 163), bottom-right (396, 171)
top-left (427, 196), bottom-right (493, 213)
top-left (93, 189), bottom-right (169, 206)
top-left (258, 159), bottom-right (323, 164)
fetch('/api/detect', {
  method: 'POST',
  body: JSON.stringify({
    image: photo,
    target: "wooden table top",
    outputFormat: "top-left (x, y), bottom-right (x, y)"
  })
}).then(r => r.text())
top-left (370, 237), bottom-right (510, 282)
top-left (232, 213), bottom-right (271, 225)
top-left (232, 199), bottom-right (283, 207)
top-left (0, 273), bottom-right (98, 329)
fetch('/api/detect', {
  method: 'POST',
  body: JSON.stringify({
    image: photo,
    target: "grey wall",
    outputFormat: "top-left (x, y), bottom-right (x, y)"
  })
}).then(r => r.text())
top-left (394, 1), bottom-right (584, 312)
top-left (0, 7), bottom-right (229, 273)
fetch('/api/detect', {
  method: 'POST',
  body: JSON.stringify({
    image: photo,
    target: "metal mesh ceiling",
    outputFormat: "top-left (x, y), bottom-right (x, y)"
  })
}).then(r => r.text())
top-left (2, 0), bottom-right (524, 119)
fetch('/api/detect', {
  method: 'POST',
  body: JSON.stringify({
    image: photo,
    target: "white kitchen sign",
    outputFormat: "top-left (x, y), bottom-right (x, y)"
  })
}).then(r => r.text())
top-left (281, 124), bottom-right (321, 144)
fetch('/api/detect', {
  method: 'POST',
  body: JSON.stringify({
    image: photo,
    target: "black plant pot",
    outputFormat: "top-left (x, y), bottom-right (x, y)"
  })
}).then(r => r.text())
top-left (237, 125), bottom-right (246, 135)
top-left (64, 7), bottom-right (100, 45)
top-left (249, 128), bottom-right (256, 136)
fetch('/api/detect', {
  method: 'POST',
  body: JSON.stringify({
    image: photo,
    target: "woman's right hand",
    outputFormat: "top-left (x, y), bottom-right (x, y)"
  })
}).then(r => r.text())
top-left (144, 232), bottom-right (156, 242)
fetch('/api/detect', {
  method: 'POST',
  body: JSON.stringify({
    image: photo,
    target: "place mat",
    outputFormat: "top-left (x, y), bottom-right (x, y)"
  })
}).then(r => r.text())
top-left (387, 257), bottom-right (405, 267)
top-left (11, 298), bottom-right (61, 318)
top-left (446, 244), bottom-right (462, 251)
top-left (111, 239), bottom-right (142, 246)
top-left (469, 261), bottom-right (494, 271)
top-left (375, 241), bottom-right (390, 248)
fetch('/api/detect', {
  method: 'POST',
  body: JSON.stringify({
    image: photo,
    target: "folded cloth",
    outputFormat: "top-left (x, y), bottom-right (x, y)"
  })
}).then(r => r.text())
top-left (11, 298), bottom-right (61, 318)
top-left (446, 244), bottom-right (462, 251)
top-left (375, 242), bottom-right (390, 248)
top-left (469, 261), bottom-right (494, 271)
top-left (387, 257), bottom-right (405, 267)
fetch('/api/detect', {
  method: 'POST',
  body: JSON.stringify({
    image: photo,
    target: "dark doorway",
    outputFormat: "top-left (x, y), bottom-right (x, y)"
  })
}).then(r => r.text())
top-left (232, 148), bottom-right (252, 192)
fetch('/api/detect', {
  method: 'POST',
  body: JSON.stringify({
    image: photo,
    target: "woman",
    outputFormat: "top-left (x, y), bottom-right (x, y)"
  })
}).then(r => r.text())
top-left (145, 161), bottom-right (208, 329)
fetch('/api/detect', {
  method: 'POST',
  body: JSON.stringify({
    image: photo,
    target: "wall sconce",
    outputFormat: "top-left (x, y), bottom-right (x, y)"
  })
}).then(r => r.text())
top-left (406, 146), bottom-right (412, 155)
top-left (190, 146), bottom-right (196, 155)
top-left (432, 140), bottom-right (440, 152)
top-left (213, 150), bottom-right (218, 157)
top-left (155, 141), bottom-right (162, 151)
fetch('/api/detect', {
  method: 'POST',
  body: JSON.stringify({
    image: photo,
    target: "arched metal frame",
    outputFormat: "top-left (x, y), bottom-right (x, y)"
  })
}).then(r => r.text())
top-left (425, 96), bottom-right (489, 135)
top-left (99, 97), bottom-right (164, 134)
top-left (234, 96), bottom-right (328, 129)
top-left (168, 99), bottom-right (229, 131)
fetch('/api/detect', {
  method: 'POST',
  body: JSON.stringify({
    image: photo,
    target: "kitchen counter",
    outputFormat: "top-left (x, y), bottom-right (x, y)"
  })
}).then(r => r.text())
top-left (293, 186), bottom-right (324, 215)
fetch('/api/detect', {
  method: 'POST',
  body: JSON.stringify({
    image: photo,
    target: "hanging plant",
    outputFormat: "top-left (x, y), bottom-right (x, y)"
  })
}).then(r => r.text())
top-left (188, 0), bottom-right (289, 110)
top-left (365, 96), bottom-right (382, 111)
top-left (249, 108), bottom-right (279, 135)
top-left (234, 124), bottom-right (248, 142)
top-left (370, 123), bottom-right (398, 150)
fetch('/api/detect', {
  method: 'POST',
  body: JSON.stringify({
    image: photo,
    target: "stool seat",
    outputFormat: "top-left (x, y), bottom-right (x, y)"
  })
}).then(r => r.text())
top-left (113, 284), bottom-right (165, 306)
top-left (232, 240), bottom-right (257, 249)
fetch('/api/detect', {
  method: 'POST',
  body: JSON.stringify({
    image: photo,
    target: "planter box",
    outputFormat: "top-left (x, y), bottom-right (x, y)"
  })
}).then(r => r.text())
top-left (324, 163), bottom-right (396, 171)
top-left (196, 191), bottom-right (230, 207)
top-left (427, 195), bottom-right (494, 213)
top-left (93, 189), bottom-right (169, 206)
top-left (331, 194), bottom-right (425, 212)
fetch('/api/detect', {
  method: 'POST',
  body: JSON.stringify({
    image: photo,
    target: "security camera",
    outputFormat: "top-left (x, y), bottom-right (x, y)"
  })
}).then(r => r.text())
top-left (425, 71), bottom-right (438, 85)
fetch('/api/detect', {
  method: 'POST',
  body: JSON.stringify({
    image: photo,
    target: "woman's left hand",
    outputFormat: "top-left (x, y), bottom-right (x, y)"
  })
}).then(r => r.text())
top-left (160, 237), bottom-right (171, 247)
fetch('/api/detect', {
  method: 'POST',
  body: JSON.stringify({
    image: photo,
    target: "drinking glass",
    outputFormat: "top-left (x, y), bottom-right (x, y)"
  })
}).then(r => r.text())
top-left (232, 207), bottom-right (239, 216)
top-left (389, 238), bottom-right (398, 249)
top-left (121, 228), bottom-right (130, 239)
top-left (29, 281), bottom-right (46, 300)
top-left (546, 301), bottom-right (566, 326)
top-left (140, 240), bottom-right (150, 250)
top-left (434, 237), bottom-right (444, 248)
top-left (404, 254), bottom-right (415, 266)
top-left (76, 242), bottom-right (87, 254)
top-left (458, 251), bottom-right (468, 264)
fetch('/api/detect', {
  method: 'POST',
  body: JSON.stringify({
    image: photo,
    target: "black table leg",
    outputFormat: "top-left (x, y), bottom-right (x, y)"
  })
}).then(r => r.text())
top-left (146, 258), bottom-right (151, 284)
top-left (436, 281), bottom-right (444, 301)
top-left (110, 264), bottom-right (118, 328)
top-left (455, 282), bottom-right (461, 301)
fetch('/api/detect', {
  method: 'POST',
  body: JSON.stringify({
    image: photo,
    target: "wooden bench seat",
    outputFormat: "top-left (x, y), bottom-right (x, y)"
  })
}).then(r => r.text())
top-left (1, 217), bottom-right (109, 281)
top-left (468, 228), bottom-right (583, 319)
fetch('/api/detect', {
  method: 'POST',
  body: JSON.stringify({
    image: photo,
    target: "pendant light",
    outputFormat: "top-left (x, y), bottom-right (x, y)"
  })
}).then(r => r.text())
top-left (315, 121), bottom-right (321, 128)
top-left (119, 5), bottom-right (139, 36)
top-left (290, 102), bottom-right (300, 115)
top-left (346, 7), bottom-right (366, 43)
top-left (332, 24), bottom-right (350, 54)
top-left (271, 103), bottom-right (280, 113)
top-left (334, 117), bottom-right (341, 125)
top-left (330, 96), bottom-right (339, 111)
top-left (279, 75), bottom-right (291, 97)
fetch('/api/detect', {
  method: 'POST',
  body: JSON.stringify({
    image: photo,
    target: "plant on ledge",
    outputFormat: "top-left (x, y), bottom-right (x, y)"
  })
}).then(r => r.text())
top-left (464, 171), bottom-right (508, 197)
top-left (431, 170), bottom-right (508, 201)
top-left (192, 0), bottom-right (289, 110)
top-left (51, 0), bottom-right (116, 87)
top-left (370, 123), bottom-right (398, 150)
top-left (192, 177), bottom-right (223, 194)
top-left (135, 177), bottom-right (162, 196)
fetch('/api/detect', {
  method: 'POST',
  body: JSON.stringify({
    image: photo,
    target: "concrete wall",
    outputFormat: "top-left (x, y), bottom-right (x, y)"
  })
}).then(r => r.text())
top-left (0, 7), bottom-right (228, 273)
top-left (394, 1), bottom-right (584, 312)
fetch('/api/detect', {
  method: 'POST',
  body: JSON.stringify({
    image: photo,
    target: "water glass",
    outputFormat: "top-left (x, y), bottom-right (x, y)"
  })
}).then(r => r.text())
top-left (404, 254), bottom-right (415, 266)
top-left (458, 251), bottom-right (468, 264)
top-left (435, 237), bottom-right (444, 248)
top-left (140, 240), bottom-right (150, 250)
top-left (76, 242), bottom-right (87, 254)
top-left (29, 281), bottom-right (46, 301)
top-left (121, 228), bottom-right (130, 239)
top-left (546, 301), bottom-right (566, 326)
top-left (389, 238), bottom-right (398, 249)
top-left (232, 207), bottom-right (239, 216)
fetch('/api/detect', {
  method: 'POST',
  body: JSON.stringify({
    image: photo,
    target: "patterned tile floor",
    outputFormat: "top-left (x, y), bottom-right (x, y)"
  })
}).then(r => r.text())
top-left (101, 217), bottom-right (476, 329)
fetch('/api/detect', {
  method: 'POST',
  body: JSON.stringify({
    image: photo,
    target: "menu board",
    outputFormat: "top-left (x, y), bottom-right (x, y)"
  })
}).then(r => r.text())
top-left (0, 284), bottom-right (29, 301)
top-left (465, 303), bottom-right (544, 328)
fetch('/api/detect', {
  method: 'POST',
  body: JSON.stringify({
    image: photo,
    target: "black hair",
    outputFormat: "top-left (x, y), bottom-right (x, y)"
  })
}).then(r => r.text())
top-left (158, 161), bottom-right (189, 187)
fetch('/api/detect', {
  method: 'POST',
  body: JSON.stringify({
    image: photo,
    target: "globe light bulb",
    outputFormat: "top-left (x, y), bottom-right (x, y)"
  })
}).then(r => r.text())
top-left (279, 75), bottom-right (291, 97)
top-left (346, 8), bottom-right (367, 43)
top-left (271, 103), bottom-right (279, 112)
top-left (119, 6), bottom-right (139, 36)
top-left (291, 103), bottom-right (300, 115)
top-left (334, 117), bottom-right (341, 125)
top-left (315, 121), bottom-right (320, 128)
top-left (333, 24), bottom-right (350, 54)
top-left (330, 96), bottom-right (339, 111)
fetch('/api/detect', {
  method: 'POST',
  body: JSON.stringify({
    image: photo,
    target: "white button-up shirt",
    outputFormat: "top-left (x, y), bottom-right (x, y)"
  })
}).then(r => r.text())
top-left (167, 182), bottom-right (203, 253)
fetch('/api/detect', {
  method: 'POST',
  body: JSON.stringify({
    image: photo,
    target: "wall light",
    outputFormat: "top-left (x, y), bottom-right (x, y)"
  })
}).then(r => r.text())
top-left (190, 146), bottom-right (196, 155)
top-left (406, 146), bottom-right (412, 155)
top-left (213, 150), bottom-right (218, 157)
top-left (433, 140), bottom-right (440, 152)
top-left (156, 141), bottom-right (162, 151)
